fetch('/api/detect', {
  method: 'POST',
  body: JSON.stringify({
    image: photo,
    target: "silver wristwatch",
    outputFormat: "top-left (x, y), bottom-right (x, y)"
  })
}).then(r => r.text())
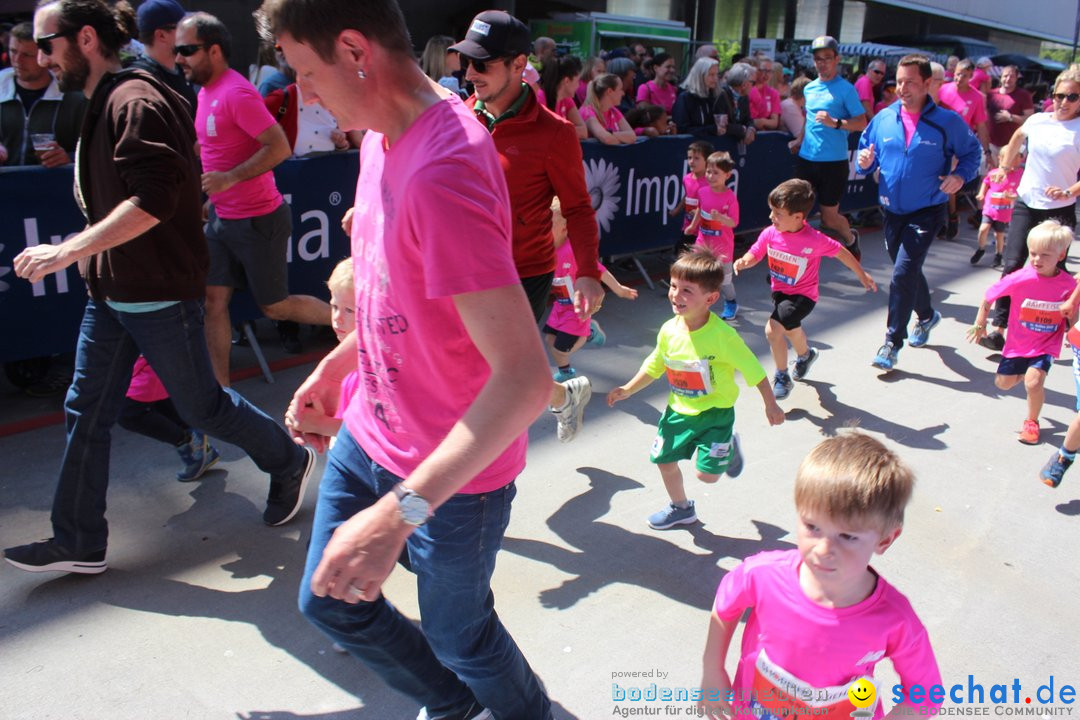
top-left (392, 484), bottom-right (431, 526)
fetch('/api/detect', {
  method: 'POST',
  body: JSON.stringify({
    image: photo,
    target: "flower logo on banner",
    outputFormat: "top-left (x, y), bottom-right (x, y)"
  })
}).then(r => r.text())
top-left (584, 158), bottom-right (621, 234)
top-left (0, 244), bottom-right (11, 293)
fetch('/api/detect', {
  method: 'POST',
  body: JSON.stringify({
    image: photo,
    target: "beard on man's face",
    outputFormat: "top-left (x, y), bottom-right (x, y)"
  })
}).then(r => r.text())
top-left (56, 42), bottom-right (90, 93)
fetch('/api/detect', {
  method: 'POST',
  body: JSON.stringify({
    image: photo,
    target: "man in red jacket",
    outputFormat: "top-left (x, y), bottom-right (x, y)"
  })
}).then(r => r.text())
top-left (452, 10), bottom-right (605, 443)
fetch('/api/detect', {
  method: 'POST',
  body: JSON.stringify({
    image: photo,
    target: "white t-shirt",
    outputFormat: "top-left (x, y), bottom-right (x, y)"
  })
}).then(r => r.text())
top-left (293, 84), bottom-right (339, 157)
top-left (1017, 112), bottom-right (1080, 209)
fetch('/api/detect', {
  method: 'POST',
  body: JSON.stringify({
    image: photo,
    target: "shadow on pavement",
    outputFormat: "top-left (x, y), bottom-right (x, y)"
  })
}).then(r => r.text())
top-left (502, 466), bottom-right (794, 611)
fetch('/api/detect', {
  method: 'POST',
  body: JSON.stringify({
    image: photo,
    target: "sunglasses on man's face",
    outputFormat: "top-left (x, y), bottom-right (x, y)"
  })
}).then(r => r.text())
top-left (870, 68), bottom-right (885, 75)
top-left (462, 55), bottom-right (509, 74)
top-left (1054, 92), bottom-right (1080, 103)
top-left (175, 43), bottom-right (207, 57)
top-left (35, 29), bottom-right (76, 56)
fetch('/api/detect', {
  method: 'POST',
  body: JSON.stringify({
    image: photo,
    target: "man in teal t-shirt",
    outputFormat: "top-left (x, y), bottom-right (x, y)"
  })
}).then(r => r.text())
top-left (795, 36), bottom-right (867, 259)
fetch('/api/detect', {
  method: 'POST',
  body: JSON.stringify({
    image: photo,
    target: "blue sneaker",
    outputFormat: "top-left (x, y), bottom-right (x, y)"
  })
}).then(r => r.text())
top-left (772, 370), bottom-right (793, 400)
top-left (647, 500), bottom-right (697, 530)
top-left (586, 320), bottom-right (606, 348)
top-left (721, 300), bottom-right (738, 320)
top-left (872, 342), bottom-right (899, 370)
top-left (725, 433), bottom-right (743, 478)
top-left (791, 347), bottom-right (819, 381)
top-left (908, 310), bottom-right (942, 348)
top-left (176, 431), bottom-right (220, 482)
top-left (553, 367), bottom-right (578, 383)
top-left (1040, 452), bottom-right (1073, 488)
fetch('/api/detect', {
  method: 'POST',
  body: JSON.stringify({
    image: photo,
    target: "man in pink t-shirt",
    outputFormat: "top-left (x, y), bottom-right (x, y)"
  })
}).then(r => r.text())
top-left (270, 2), bottom-right (555, 717)
top-left (854, 59), bottom-right (886, 120)
top-left (936, 58), bottom-right (989, 238)
top-left (177, 13), bottom-right (330, 386)
top-left (748, 57), bottom-right (780, 130)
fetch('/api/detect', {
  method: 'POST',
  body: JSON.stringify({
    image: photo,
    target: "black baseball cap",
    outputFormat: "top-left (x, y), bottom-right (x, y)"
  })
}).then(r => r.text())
top-left (810, 35), bottom-right (839, 54)
top-left (449, 10), bottom-right (530, 60)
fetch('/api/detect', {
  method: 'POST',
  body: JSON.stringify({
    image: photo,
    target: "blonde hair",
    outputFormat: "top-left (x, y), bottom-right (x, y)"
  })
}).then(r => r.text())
top-left (585, 73), bottom-right (621, 115)
top-left (420, 35), bottom-right (456, 81)
top-left (795, 432), bottom-right (914, 533)
top-left (326, 258), bottom-right (354, 296)
top-left (1026, 220), bottom-right (1074, 256)
top-left (1055, 68), bottom-right (1080, 94)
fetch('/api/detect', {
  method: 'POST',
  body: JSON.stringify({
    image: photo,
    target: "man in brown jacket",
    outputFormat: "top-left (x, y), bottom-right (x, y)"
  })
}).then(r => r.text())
top-left (5, 0), bottom-right (316, 576)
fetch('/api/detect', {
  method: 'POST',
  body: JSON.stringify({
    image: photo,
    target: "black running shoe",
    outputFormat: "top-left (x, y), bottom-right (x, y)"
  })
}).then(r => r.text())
top-left (4, 538), bottom-right (107, 574)
top-left (264, 446), bottom-right (317, 526)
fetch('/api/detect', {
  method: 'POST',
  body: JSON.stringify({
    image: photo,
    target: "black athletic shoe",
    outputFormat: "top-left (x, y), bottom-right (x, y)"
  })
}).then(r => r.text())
top-left (264, 446), bottom-right (317, 526)
top-left (846, 230), bottom-right (862, 262)
top-left (276, 321), bottom-right (303, 354)
top-left (4, 538), bottom-right (107, 574)
top-left (970, 248), bottom-right (985, 265)
top-left (946, 214), bottom-right (959, 240)
top-left (979, 330), bottom-right (1006, 351)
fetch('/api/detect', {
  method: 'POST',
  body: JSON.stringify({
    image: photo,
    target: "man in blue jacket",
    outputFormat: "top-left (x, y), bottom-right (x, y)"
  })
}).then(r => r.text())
top-left (858, 54), bottom-right (981, 371)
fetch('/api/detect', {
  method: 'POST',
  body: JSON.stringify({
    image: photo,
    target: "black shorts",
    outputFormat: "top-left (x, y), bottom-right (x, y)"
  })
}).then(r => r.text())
top-left (795, 157), bottom-right (849, 208)
top-left (521, 272), bottom-right (555, 324)
top-left (997, 354), bottom-right (1053, 376)
top-left (542, 324), bottom-right (584, 352)
top-left (770, 291), bottom-right (816, 330)
top-left (980, 215), bottom-right (1008, 233)
top-left (206, 203), bottom-right (292, 306)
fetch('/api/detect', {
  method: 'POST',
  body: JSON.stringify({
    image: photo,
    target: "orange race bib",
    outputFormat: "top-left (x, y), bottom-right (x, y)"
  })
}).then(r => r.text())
top-left (1018, 298), bottom-right (1064, 334)
top-left (551, 275), bottom-right (574, 305)
top-left (766, 248), bottom-right (808, 288)
top-left (664, 358), bottom-right (712, 398)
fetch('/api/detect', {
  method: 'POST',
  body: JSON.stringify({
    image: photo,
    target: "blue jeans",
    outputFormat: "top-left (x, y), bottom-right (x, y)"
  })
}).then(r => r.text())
top-left (52, 298), bottom-right (306, 553)
top-left (883, 204), bottom-right (946, 347)
top-left (299, 429), bottom-right (552, 720)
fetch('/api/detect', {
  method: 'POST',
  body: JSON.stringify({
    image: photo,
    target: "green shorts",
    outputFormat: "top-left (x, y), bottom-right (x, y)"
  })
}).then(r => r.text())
top-left (649, 405), bottom-right (735, 475)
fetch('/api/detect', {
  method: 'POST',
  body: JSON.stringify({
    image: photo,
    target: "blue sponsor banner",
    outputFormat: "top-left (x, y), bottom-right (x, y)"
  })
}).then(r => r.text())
top-left (1, 135), bottom-right (877, 362)
top-left (0, 153), bottom-right (357, 363)
top-left (581, 132), bottom-right (878, 256)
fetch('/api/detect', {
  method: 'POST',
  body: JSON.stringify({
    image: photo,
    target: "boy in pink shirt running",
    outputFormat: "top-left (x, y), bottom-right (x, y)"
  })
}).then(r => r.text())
top-left (687, 151), bottom-right (740, 320)
top-left (700, 432), bottom-right (942, 720)
top-left (968, 221), bottom-right (1077, 445)
top-left (734, 180), bottom-right (876, 401)
top-left (543, 198), bottom-right (638, 382)
top-left (670, 141), bottom-right (713, 242)
top-left (971, 165), bottom-right (1022, 267)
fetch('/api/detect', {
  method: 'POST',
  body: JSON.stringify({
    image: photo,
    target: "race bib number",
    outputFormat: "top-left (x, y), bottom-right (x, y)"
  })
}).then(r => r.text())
top-left (699, 209), bottom-right (722, 237)
top-left (748, 649), bottom-right (869, 720)
top-left (1019, 298), bottom-right (1063, 334)
top-left (551, 275), bottom-right (574, 305)
top-left (766, 248), bottom-right (808, 287)
top-left (664, 358), bottom-right (711, 398)
top-left (989, 192), bottom-right (1014, 211)
top-left (686, 196), bottom-right (700, 208)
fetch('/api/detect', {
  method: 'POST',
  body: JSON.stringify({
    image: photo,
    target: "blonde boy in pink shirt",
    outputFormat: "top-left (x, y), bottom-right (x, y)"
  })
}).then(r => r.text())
top-left (700, 432), bottom-right (942, 720)
top-left (968, 221), bottom-right (1077, 445)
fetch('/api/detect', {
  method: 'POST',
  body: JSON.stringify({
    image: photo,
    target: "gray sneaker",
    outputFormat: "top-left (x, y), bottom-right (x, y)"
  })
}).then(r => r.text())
top-left (551, 375), bottom-right (592, 443)
top-left (647, 500), bottom-right (698, 530)
top-left (791, 348), bottom-right (819, 381)
top-left (772, 370), bottom-right (794, 400)
top-left (725, 433), bottom-right (744, 478)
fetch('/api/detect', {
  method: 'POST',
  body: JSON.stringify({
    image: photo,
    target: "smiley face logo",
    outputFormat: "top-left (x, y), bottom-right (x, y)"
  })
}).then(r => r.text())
top-left (848, 678), bottom-right (877, 709)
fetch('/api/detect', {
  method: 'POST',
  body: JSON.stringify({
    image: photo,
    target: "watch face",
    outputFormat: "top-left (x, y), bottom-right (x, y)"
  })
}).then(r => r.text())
top-left (399, 493), bottom-right (429, 525)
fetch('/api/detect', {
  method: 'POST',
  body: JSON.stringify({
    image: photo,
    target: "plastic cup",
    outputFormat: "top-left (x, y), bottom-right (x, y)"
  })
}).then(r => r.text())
top-left (31, 132), bottom-right (55, 153)
top-left (714, 114), bottom-right (728, 134)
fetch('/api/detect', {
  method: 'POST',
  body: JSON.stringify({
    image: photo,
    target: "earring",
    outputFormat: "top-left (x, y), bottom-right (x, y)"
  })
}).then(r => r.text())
top-left (357, 69), bottom-right (367, 79)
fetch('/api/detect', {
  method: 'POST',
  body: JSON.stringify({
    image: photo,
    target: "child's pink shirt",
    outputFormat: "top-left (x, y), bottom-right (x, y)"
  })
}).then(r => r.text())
top-left (695, 185), bottom-right (739, 263)
top-left (126, 356), bottom-right (169, 403)
top-left (196, 69), bottom-right (282, 219)
top-left (682, 172), bottom-right (708, 231)
top-left (342, 96), bottom-right (526, 494)
top-left (715, 550), bottom-right (941, 720)
top-left (334, 370), bottom-right (360, 420)
top-left (580, 105), bottom-right (624, 133)
top-left (985, 265), bottom-right (1076, 359)
top-left (980, 168), bottom-right (1023, 223)
top-left (547, 242), bottom-right (606, 337)
top-left (747, 224), bottom-right (843, 302)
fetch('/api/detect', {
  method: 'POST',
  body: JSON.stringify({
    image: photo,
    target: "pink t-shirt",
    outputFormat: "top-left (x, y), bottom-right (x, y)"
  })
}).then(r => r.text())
top-left (748, 224), bottom-right (843, 302)
top-left (900, 108), bottom-right (920, 147)
top-left (334, 370), bottom-right (360, 420)
top-left (555, 96), bottom-right (576, 120)
top-left (342, 96), bottom-right (525, 494)
top-left (196, 68), bottom-right (282, 219)
top-left (580, 105), bottom-right (624, 133)
top-left (714, 550), bottom-right (942, 720)
top-left (971, 68), bottom-right (990, 93)
top-left (749, 84), bottom-right (781, 120)
top-left (682, 172), bottom-right (708, 230)
top-left (938, 82), bottom-right (987, 131)
top-left (126, 356), bottom-right (168, 403)
top-left (854, 74), bottom-right (875, 105)
top-left (695, 185), bottom-right (739, 262)
top-left (980, 168), bottom-right (1023, 222)
top-left (636, 80), bottom-right (677, 113)
top-left (547, 241), bottom-right (607, 337)
top-left (985, 265), bottom-right (1076, 359)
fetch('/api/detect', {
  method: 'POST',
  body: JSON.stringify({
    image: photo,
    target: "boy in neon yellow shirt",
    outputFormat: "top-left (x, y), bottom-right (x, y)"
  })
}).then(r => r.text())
top-left (608, 247), bottom-right (786, 529)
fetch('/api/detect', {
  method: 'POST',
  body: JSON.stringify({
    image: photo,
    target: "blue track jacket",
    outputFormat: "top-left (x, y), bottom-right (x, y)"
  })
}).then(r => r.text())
top-left (857, 98), bottom-right (982, 216)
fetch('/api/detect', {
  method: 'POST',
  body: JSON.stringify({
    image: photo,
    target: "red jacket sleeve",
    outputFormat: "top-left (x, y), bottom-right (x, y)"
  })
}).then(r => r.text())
top-left (546, 120), bottom-right (601, 280)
